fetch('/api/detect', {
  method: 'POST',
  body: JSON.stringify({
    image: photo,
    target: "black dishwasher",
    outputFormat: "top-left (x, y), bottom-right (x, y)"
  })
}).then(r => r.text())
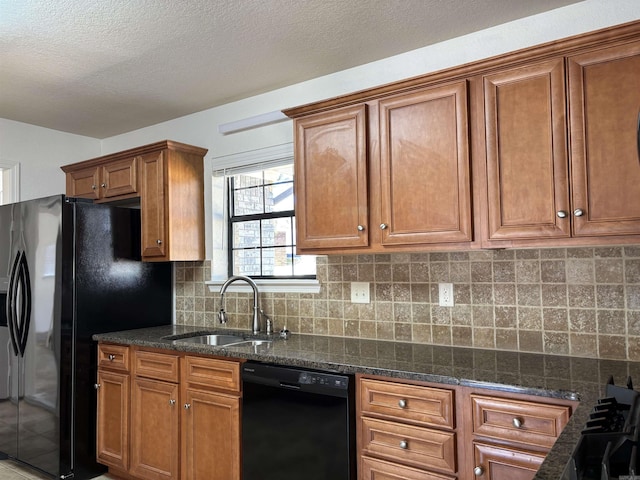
top-left (241, 362), bottom-right (356, 480)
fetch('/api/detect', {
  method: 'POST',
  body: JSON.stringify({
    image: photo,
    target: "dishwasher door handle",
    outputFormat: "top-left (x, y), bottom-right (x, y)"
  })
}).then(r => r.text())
top-left (279, 382), bottom-right (301, 390)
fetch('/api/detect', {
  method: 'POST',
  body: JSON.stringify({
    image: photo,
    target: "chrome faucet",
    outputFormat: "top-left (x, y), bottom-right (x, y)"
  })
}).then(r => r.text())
top-left (218, 275), bottom-right (262, 334)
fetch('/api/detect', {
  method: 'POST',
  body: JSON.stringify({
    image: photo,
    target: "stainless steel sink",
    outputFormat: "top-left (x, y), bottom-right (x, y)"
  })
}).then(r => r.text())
top-left (174, 334), bottom-right (245, 346)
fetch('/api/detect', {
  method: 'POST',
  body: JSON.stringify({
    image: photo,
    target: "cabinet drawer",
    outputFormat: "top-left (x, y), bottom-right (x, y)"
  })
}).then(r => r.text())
top-left (360, 417), bottom-right (456, 473)
top-left (360, 456), bottom-right (455, 480)
top-left (473, 442), bottom-right (545, 480)
top-left (98, 343), bottom-right (129, 372)
top-left (360, 378), bottom-right (454, 429)
top-left (134, 350), bottom-right (180, 383)
top-left (182, 356), bottom-right (240, 393)
top-left (471, 394), bottom-right (571, 448)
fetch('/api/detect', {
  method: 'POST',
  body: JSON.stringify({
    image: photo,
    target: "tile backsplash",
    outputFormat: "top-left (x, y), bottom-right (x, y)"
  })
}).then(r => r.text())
top-left (175, 246), bottom-right (640, 361)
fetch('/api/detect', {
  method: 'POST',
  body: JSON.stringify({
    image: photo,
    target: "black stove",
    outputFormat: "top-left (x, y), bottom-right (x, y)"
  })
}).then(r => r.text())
top-left (564, 376), bottom-right (640, 480)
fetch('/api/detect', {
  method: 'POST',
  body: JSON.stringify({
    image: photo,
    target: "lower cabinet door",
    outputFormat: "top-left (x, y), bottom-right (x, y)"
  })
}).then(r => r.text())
top-left (130, 377), bottom-right (180, 480)
top-left (96, 370), bottom-right (130, 471)
top-left (473, 443), bottom-right (545, 480)
top-left (360, 456), bottom-right (455, 480)
top-left (181, 388), bottom-right (241, 480)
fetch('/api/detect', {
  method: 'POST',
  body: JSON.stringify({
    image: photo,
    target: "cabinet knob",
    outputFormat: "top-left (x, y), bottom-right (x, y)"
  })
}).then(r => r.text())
top-left (380, 223), bottom-right (388, 230)
top-left (474, 466), bottom-right (484, 476)
top-left (512, 417), bottom-right (524, 428)
top-left (91, 184), bottom-right (97, 190)
top-left (156, 239), bottom-right (162, 245)
top-left (101, 183), bottom-right (107, 188)
top-left (574, 208), bottom-right (584, 217)
top-left (398, 399), bottom-right (407, 408)
top-left (108, 354), bottom-right (116, 361)
top-left (169, 399), bottom-right (176, 406)
top-left (357, 225), bottom-right (365, 232)
top-left (94, 383), bottom-right (100, 390)
top-left (556, 210), bottom-right (567, 218)
top-left (399, 440), bottom-right (408, 449)
top-left (184, 403), bottom-right (191, 410)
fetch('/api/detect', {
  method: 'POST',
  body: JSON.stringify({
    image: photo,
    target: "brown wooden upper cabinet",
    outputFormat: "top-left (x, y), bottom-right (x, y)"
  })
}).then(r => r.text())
top-left (568, 40), bottom-right (640, 237)
top-left (481, 38), bottom-right (640, 246)
top-left (62, 140), bottom-right (207, 261)
top-left (286, 21), bottom-right (640, 253)
top-left (65, 155), bottom-right (139, 202)
top-left (294, 105), bottom-right (369, 250)
top-left (288, 81), bottom-right (473, 254)
top-left (379, 81), bottom-right (472, 247)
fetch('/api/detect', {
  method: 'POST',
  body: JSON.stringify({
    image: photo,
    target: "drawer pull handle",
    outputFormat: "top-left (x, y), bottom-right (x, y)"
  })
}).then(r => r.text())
top-left (399, 440), bottom-right (408, 449)
top-left (108, 354), bottom-right (116, 361)
top-left (398, 399), bottom-right (407, 408)
top-left (474, 466), bottom-right (484, 476)
top-left (512, 417), bottom-right (523, 428)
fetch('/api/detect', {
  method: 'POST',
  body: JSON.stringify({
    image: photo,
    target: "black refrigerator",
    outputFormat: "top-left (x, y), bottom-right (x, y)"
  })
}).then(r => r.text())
top-left (0, 195), bottom-right (172, 479)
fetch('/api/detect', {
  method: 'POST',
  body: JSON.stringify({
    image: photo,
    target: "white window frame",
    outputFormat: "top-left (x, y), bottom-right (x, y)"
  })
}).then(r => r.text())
top-left (206, 143), bottom-right (320, 294)
top-left (0, 161), bottom-right (20, 205)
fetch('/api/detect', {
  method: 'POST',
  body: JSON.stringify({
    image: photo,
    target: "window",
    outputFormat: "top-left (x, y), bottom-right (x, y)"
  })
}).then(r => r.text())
top-left (228, 163), bottom-right (315, 278)
top-left (209, 144), bottom-right (318, 293)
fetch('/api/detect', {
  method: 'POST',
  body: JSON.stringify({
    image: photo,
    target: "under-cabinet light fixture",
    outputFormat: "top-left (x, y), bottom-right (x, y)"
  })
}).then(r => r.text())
top-left (217, 110), bottom-right (289, 135)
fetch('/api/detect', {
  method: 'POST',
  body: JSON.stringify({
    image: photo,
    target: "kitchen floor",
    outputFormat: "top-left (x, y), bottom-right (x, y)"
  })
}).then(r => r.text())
top-left (0, 459), bottom-right (115, 479)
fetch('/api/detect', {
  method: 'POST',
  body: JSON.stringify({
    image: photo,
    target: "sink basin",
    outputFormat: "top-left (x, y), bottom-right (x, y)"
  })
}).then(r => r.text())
top-left (174, 334), bottom-right (245, 346)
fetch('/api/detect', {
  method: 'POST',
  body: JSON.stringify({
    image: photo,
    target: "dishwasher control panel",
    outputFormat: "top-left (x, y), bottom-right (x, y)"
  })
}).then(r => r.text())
top-left (298, 371), bottom-right (349, 389)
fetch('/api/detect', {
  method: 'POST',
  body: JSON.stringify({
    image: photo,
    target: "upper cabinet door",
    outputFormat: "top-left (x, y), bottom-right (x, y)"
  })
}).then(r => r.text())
top-left (294, 105), bottom-right (369, 250)
top-left (568, 40), bottom-right (640, 237)
top-left (140, 151), bottom-right (167, 259)
top-left (483, 58), bottom-right (570, 241)
top-left (378, 81), bottom-right (472, 245)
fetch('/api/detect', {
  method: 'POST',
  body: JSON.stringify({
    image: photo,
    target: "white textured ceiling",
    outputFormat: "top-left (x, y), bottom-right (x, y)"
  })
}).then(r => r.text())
top-left (0, 0), bottom-right (581, 139)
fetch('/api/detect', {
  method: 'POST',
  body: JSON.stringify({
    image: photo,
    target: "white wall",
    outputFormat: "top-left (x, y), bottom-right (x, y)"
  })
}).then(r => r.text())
top-left (99, 0), bottom-right (640, 260)
top-left (0, 118), bottom-right (100, 201)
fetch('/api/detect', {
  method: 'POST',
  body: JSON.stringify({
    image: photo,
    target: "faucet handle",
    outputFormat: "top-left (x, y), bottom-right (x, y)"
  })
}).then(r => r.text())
top-left (260, 310), bottom-right (273, 335)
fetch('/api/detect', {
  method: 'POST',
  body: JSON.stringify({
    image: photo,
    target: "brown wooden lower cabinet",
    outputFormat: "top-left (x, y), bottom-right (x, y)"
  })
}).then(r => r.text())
top-left (472, 443), bottom-right (545, 480)
top-left (358, 374), bottom-right (577, 480)
top-left (96, 369), bottom-right (130, 471)
top-left (96, 344), bottom-right (241, 480)
top-left (130, 378), bottom-right (180, 480)
top-left (361, 456), bottom-right (456, 480)
top-left (181, 388), bottom-right (241, 480)
top-left (360, 417), bottom-right (456, 473)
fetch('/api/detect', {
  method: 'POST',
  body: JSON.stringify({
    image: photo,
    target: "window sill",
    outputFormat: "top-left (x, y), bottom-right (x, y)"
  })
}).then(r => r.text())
top-left (206, 278), bottom-right (320, 294)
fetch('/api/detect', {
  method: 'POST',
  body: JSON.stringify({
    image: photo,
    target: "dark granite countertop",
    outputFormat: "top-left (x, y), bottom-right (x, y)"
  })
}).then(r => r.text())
top-left (94, 324), bottom-right (640, 480)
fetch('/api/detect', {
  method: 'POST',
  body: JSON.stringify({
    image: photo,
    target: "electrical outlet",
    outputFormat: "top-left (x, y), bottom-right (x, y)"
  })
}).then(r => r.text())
top-left (351, 282), bottom-right (370, 304)
top-left (439, 283), bottom-right (454, 307)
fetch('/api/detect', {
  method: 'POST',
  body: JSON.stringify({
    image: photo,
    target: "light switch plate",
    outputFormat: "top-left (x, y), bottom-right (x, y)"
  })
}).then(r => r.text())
top-left (351, 282), bottom-right (370, 304)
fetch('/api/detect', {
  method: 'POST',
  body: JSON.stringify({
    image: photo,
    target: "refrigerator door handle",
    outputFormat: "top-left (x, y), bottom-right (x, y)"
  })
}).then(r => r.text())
top-left (16, 251), bottom-right (32, 357)
top-left (7, 250), bottom-right (31, 357)
top-left (7, 251), bottom-right (20, 356)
